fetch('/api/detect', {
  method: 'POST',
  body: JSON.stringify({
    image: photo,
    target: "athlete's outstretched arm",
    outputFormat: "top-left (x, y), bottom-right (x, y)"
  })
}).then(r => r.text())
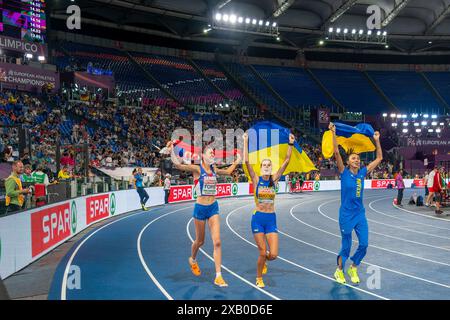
top-left (366, 131), bottom-right (383, 174)
top-left (242, 132), bottom-right (258, 185)
top-left (329, 123), bottom-right (345, 174)
top-left (168, 142), bottom-right (200, 174)
top-left (214, 153), bottom-right (241, 176)
top-left (273, 133), bottom-right (295, 182)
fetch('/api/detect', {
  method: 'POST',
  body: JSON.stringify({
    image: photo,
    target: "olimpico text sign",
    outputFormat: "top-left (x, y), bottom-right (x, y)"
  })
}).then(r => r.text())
top-left (0, 35), bottom-right (48, 56)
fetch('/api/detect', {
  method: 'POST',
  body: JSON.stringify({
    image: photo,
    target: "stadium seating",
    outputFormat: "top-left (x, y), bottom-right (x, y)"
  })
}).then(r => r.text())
top-left (423, 72), bottom-right (450, 108)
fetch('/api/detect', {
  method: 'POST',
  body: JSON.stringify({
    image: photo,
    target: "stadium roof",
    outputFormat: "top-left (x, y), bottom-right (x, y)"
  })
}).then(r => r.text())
top-left (50, 0), bottom-right (450, 54)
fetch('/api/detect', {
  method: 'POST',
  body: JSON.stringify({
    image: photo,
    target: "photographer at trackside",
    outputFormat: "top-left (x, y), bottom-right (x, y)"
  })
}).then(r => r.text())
top-left (4, 160), bottom-right (32, 214)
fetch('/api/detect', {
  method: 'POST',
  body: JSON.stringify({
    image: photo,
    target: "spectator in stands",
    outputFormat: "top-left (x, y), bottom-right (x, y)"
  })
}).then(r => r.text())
top-left (58, 166), bottom-right (72, 180)
top-left (32, 165), bottom-right (50, 186)
top-left (4, 160), bottom-right (31, 214)
top-left (395, 169), bottom-right (405, 206)
top-left (60, 152), bottom-right (75, 168)
top-left (164, 174), bottom-right (171, 204)
top-left (21, 165), bottom-right (34, 183)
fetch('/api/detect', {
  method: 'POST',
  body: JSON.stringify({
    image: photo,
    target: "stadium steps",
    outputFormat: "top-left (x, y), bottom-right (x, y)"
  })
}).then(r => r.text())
top-left (362, 71), bottom-right (399, 112)
top-left (186, 58), bottom-right (228, 99)
top-left (215, 57), bottom-right (320, 143)
top-left (247, 64), bottom-right (296, 114)
top-left (121, 50), bottom-right (184, 107)
top-left (418, 72), bottom-right (450, 113)
top-left (305, 68), bottom-right (346, 113)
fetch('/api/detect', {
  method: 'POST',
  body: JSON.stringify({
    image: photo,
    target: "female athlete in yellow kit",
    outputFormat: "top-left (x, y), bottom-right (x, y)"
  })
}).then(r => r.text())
top-left (243, 132), bottom-right (295, 288)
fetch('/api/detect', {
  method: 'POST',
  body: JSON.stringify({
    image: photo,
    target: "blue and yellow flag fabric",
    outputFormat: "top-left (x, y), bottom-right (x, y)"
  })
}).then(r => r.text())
top-left (322, 122), bottom-right (375, 159)
top-left (244, 121), bottom-right (317, 178)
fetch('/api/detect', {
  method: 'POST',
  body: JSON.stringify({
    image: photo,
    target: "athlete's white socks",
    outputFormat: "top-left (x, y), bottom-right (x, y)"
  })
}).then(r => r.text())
top-left (216, 272), bottom-right (222, 278)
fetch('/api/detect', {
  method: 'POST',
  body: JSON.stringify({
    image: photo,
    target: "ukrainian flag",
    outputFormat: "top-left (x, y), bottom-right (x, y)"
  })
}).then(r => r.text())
top-left (322, 122), bottom-right (375, 159)
top-left (244, 121), bottom-right (317, 178)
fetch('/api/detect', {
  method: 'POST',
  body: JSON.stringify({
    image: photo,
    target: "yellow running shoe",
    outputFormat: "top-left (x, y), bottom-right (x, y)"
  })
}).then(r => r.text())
top-left (347, 266), bottom-right (360, 284)
top-left (214, 275), bottom-right (228, 287)
top-left (189, 257), bottom-right (201, 277)
top-left (256, 277), bottom-right (265, 288)
top-left (334, 267), bottom-right (346, 284)
top-left (262, 263), bottom-right (268, 275)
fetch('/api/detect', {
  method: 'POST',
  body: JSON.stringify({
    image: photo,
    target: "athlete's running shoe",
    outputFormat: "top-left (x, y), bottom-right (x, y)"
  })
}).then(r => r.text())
top-left (256, 277), bottom-right (265, 288)
top-left (262, 263), bottom-right (268, 275)
top-left (214, 275), bottom-right (228, 287)
top-left (189, 257), bottom-right (201, 276)
top-left (347, 266), bottom-right (360, 284)
top-left (141, 204), bottom-right (149, 211)
top-left (334, 268), bottom-right (346, 284)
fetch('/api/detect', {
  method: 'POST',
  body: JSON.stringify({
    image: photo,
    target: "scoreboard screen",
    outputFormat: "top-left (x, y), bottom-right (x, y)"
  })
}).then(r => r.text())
top-left (1, 0), bottom-right (46, 43)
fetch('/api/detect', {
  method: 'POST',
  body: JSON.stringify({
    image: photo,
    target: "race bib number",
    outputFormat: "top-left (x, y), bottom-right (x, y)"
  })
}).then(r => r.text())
top-left (202, 176), bottom-right (217, 196)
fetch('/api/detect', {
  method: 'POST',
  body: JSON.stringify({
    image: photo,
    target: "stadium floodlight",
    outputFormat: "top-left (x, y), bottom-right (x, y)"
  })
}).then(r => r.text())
top-left (396, 114), bottom-right (402, 118)
top-left (377, 30), bottom-right (381, 36)
top-left (319, 40), bottom-right (325, 45)
top-left (265, 21), bottom-right (270, 27)
top-left (432, 121), bottom-right (437, 126)
top-left (343, 28), bottom-right (348, 34)
top-left (259, 20), bottom-right (264, 26)
top-left (431, 114), bottom-right (437, 119)
top-left (276, 36), bottom-right (281, 41)
top-left (414, 123), bottom-right (419, 127)
top-left (423, 114), bottom-right (429, 118)
top-left (403, 122), bottom-right (408, 126)
top-left (412, 113), bottom-right (418, 118)
top-left (382, 113), bottom-right (387, 117)
top-left (352, 29), bottom-right (356, 34)
top-left (392, 123), bottom-right (397, 127)
top-left (238, 17), bottom-right (243, 23)
top-left (272, 22), bottom-right (277, 27)
top-left (223, 14), bottom-right (229, 22)
top-left (245, 17), bottom-right (251, 24)
top-left (367, 30), bottom-right (372, 35)
top-left (428, 129), bottom-right (434, 133)
top-left (402, 129), bottom-right (408, 133)
top-left (421, 121), bottom-right (427, 126)
top-left (383, 31), bottom-right (387, 36)
top-left (359, 29), bottom-right (364, 35)
top-left (252, 19), bottom-right (257, 25)
top-left (416, 129), bottom-right (421, 133)
top-left (215, 13), bottom-right (222, 21)
top-left (25, 53), bottom-right (33, 59)
top-left (38, 56), bottom-right (45, 61)
top-left (402, 114), bottom-right (407, 118)
top-left (385, 45), bottom-right (389, 49)
top-left (336, 28), bottom-right (341, 33)
top-left (390, 113), bottom-right (396, 118)
top-left (329, 27), bottom-right (333, 33)
top-left (230, 15), bottom-right (237, 24)
top-left (436, 128), bottom-right (442, 133)
top-left (440, 122), bottom-right (444, 126)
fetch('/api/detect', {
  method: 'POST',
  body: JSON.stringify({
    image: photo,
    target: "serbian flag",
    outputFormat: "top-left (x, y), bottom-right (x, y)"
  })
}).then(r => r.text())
top-left (321, 122), bottom-right (375, 159)
top-left (244, 121), bottom-right (317, 178)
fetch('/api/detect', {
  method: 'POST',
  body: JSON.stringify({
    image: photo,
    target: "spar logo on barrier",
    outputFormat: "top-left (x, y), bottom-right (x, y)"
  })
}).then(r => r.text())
top-left (232, 183), bottom-right (238, 196)
top-left (170, 185), bottom-right (194, 203)
top-left (412, 179), bottom-right (425, 188)
top-left (217, 184), bottom-right (232, 197)
top-left (86, 193), bottom-right (116, 224)
top-left (31, 202), bottom-right (73, 258)
top-left (371, 179), bottom-right (395, 189)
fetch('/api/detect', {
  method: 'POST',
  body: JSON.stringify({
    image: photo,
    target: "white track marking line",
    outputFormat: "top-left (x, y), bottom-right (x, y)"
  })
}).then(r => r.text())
top-left (289, 201), bottom-right (450, 268)
top-left (225, 203), bottom-right (389, 300)
top-left (318, 199), bottom-right (450, 249)
top-left (60, 206), bottom-right (180, 300)
top-left (137, 207), bottom-right (193, 300)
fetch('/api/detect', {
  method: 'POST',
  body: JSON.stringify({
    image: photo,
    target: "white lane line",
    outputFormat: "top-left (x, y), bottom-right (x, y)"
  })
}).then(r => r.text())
top-left (60, 206), bottom-right (174, 300)
top-left (318, 199), bottom-right (450, 250)
top-left (186, 211), bottom-right (281, 300)
top-left (368, 197), bottom-right (450, 232)
top-left (138, 206), bottom-right (193, 300)
top-left (289, 202), bottom-right (450, 268)
top-left (369, 196), bottom-right (450, 225)
top-left (225, 203), bottom-right (389, 300)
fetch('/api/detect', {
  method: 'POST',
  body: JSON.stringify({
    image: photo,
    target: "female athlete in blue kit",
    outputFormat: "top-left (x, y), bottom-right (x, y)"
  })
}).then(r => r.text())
top-left (169, 142), bottom-right (240, 287)
top-left (243, 132), bottom-right (295, 288)
top-left (328, 122), bottom-right (383, 284)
